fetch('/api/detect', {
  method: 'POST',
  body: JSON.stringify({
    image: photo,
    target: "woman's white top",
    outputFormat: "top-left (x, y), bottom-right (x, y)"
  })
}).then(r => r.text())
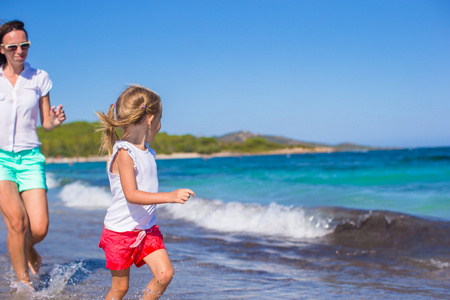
top-left (104, 141), bottom-right (158, 232)
top-left (0, 62), bottom-right (52, 152)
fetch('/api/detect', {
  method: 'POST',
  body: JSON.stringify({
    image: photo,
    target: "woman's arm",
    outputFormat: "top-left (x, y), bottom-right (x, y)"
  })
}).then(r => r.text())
top-left (116, 149), bottom-right (195, 205)
top-left (39, 93), bottom-right (66, 131)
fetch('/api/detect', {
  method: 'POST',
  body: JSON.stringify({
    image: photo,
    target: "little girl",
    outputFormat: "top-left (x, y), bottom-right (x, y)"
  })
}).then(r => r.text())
top-left (96, 85), bottom-right (195, 300)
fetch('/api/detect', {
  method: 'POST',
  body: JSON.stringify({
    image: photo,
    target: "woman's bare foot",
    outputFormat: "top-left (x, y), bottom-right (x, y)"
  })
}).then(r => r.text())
top-left (12, 279), bottom-right (35, 296)
top-left (15, 271), bottom-right (31, 286)
top-left (28, 246), bottom-right (41, 275)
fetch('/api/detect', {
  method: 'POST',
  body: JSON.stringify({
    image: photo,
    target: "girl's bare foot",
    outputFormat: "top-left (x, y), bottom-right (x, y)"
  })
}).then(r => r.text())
top-left (28, 246), bottom-right (41, 275)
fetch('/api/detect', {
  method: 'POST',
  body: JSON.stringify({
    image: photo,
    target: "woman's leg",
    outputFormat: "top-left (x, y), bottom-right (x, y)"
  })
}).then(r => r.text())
top-left (0, 181), bottom-right (30, 283)
top-left (105, 268), bottom-right (130, 300)
top-left (21, 188), bottom-right (48, 274)
top-left (142, 249), bottom-right (174, 300)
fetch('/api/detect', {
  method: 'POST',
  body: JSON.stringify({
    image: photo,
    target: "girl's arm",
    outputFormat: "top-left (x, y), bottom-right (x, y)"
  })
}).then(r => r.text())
top-left (116, 149), bottom-right (195, 205)
top-left (39, 93), bottom-right (66, 131)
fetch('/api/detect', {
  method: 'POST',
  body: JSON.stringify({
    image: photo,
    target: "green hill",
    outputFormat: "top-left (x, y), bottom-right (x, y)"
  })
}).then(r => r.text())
top-left (216, 130), bottom-right (328, 148)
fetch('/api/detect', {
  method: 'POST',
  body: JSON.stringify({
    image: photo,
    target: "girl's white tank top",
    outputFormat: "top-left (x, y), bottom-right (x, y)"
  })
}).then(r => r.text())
top-left (104, 141), bottom-right (158, 232)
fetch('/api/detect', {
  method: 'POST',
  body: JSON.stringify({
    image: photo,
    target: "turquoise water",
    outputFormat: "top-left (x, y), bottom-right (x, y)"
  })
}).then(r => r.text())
top-left (0, 147), bottom-right (448, 299)
top-left (155, 147), bottom-right (450, 221)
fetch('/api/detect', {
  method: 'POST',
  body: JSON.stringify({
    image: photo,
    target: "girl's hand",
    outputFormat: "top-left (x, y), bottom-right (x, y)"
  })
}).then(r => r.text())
top-left (50, 105), bottom-right (66, 127)
top-left (169, 189), bottom-right (195, 204)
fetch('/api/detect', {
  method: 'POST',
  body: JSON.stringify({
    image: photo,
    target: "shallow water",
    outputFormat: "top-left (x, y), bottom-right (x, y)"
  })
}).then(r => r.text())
top-left (0, 147), bottom-right (449, 299)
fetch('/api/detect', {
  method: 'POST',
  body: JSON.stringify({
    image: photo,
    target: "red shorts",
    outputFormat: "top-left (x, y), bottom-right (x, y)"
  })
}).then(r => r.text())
top-left (99, 225), bottom-right (166, 270)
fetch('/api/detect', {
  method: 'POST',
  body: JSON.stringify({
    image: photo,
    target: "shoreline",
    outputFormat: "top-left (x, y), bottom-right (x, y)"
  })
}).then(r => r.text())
top-left (45, 146), bottom-right (336, 164)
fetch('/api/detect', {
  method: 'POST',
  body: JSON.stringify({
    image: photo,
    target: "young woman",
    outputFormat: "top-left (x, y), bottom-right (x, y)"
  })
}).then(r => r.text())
top-left (0, 20), bottom-right (66, 285)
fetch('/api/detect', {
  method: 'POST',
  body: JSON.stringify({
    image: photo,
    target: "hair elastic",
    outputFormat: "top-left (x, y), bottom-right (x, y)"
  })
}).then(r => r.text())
top-left (141, 105), bottom-right (146, 109)
top-left (113, 103), bottom-right (116, 107)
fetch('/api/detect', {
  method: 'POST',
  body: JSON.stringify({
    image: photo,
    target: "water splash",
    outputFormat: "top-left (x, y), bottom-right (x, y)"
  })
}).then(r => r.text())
top-left (9, 261), bottom-right (89, 299)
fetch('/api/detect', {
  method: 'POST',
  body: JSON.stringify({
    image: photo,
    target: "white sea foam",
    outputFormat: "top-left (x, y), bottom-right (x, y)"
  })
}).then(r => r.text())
top-left (409, 258), bottom-right (450, 270)
top-left (59, 181), bottom-right (111, 208)
top-left (46, 173), bottom-right (60, 189)
top-left (430, 259), bottom-right (450, 269)
top-left (57, 182), bottom-right (332, 238)
top-left (160, 198), bottom-right (332, 239)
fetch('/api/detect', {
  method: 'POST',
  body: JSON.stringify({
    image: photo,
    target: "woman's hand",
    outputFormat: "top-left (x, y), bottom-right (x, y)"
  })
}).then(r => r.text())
top-left (40, 94), bottom-right (66, 131)
top-left (50, 105), bottom-right (66, 127)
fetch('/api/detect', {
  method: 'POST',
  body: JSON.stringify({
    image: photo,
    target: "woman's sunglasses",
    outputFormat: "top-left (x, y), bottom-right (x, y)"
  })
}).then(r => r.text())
top-left (1, 41), bottom-right (31, 51)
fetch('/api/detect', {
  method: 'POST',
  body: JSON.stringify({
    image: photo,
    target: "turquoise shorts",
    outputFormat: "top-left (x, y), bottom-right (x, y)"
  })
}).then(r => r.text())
top-left (0, 148), bottom-right (47, 192)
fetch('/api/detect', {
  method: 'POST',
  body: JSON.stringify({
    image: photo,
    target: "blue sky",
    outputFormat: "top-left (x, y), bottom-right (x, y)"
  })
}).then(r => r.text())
top-left (3, 0), bottom-right (449, 147)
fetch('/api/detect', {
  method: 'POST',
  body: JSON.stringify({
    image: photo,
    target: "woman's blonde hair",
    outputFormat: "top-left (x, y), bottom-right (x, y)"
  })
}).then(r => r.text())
top-left (96, 85), bottom-right (162, 156)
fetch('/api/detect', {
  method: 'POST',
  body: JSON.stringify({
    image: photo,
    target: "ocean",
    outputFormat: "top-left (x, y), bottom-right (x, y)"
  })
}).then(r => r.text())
top-left (0, 147), bottom-right (449, 299)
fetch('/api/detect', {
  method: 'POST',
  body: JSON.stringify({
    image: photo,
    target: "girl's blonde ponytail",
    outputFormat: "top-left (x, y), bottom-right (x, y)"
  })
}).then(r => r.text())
top-left (95, 85), bottom-right (162, 157)
top-left (96, 104), bottom-right (120, 156)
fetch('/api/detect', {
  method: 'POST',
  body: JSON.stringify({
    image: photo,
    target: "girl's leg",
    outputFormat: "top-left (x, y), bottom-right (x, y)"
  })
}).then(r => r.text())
top-left (0, 181), bottom-right (30, 283)
top-left (21, 188), bottom-right (49, 274)
top-left (142, 249), bottom-right (174, 300)
top-left (105, 268), bottom-right (130, 300)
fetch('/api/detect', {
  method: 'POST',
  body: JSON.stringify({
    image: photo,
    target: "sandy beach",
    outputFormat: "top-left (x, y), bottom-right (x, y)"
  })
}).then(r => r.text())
top-left (45, 146), bottom-right (336, 164)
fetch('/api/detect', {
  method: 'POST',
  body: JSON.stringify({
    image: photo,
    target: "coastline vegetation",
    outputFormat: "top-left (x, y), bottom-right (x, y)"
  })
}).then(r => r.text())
top-left (37, 121), bottom-right (294, 158)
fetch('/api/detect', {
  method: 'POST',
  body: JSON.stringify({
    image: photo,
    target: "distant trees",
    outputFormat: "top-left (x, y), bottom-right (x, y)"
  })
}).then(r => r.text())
top-left (37, 121), bottom-right (101, 158)
top-left (221, 137), bottom-right (286, 153)
top-left (37, 121), bottom-right (291, 158)
top-left (151, 133), bottom-right (221, 155)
